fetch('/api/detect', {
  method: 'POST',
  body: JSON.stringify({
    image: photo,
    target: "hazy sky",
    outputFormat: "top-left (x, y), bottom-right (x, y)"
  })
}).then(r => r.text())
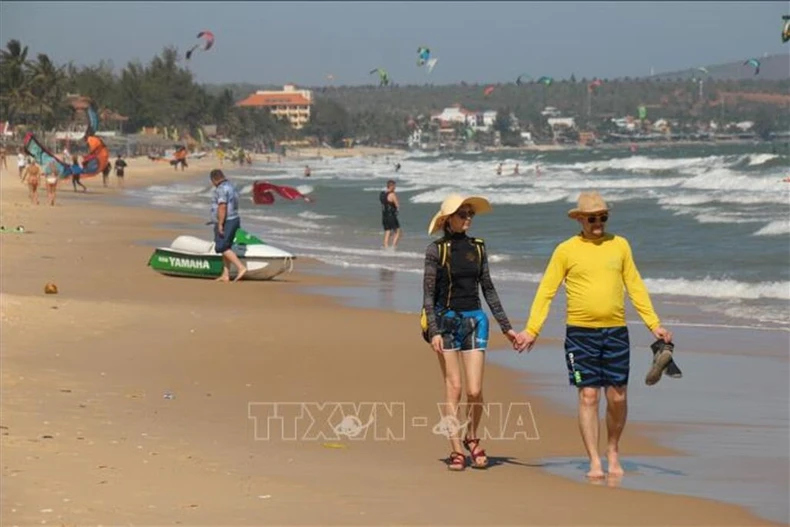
top-left (1, 1), bottom-right (787, 86)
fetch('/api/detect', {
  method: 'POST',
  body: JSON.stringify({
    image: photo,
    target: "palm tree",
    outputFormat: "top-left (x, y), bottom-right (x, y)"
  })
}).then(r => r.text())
top-left (27, 53), bottom-right (67, 131)
top-left (0, 39), bottom-right (33, 125)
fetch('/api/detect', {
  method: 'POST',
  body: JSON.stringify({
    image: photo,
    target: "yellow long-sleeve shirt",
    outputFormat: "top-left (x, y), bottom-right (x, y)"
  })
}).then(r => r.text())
top-left (525, 233), bottom-right (660, 336)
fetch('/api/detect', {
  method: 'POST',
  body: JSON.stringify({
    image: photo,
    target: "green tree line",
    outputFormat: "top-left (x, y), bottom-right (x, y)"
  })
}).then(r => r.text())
top-left (2, 39), bottom-right (788, 148)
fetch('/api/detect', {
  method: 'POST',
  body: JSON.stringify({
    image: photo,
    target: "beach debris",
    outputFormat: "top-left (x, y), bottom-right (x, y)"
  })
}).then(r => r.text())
top-left (322, 442), bottom-right (347, 449)
top-left (163, 391), bottom-right (175, 400)
top-left (258, 495), bottom-right (272, 499)
top-left (41, 435), bottom-right (54, 439)
top-left (44, 283), bottom-right (58, 295)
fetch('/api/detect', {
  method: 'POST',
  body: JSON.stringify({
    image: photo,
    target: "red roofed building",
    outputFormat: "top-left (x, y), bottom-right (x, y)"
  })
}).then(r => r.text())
top-left (236, 84), bottom-right (313, 129)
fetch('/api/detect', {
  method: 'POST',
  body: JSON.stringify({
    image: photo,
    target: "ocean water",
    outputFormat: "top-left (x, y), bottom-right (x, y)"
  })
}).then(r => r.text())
top-left (130, 142), bottom-right (790, 332)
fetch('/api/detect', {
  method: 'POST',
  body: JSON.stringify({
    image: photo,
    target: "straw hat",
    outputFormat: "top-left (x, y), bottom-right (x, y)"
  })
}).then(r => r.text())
top-left (567, 191), bottom-right (609, 219)
top-left (428, 193), bottom-right (492, 235)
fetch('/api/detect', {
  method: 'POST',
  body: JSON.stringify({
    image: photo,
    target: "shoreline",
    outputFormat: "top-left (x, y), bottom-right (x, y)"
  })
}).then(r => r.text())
top-left (1, 157), bottom-right (782, 525)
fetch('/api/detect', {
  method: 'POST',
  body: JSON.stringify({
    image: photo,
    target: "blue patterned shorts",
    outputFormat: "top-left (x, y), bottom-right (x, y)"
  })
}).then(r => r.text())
top-left (564, 326), bottom-right (630, 387)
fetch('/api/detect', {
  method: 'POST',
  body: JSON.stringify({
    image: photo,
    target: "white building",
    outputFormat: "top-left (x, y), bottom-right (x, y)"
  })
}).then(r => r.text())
top-left (547, 117), bottom-right (576, 130)
top-left (431, 105), bottom-right (499, 133)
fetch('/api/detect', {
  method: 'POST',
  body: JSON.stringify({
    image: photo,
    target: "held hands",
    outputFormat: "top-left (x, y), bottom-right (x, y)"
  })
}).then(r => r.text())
top-left (652, 326), bottom-right (673, 343)
top-left (513, 330), bottom-right (537, 353)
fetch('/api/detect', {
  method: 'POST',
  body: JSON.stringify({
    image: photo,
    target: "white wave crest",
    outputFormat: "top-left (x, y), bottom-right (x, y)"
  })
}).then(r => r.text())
top-left (747, 153), bottom-right (779, 166)
top-left (297, 211), bottom-right (336, 220)
top-left (754, 220), bottom-right (790, 236)
top-left (643, 277), bottom-right (790, 301)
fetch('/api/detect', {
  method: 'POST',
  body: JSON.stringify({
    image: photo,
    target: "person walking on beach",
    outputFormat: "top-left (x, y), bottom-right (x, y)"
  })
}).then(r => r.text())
top-left (380, 179), bottom-right (401, 250)
top-left (70, 156), bottom-right (87, 192)
top-left (209, 169), bottom-right (246, 282)
top-left (17, 148), bottom-right (27, 180)
top-left (114, 154), bottom-right (127, 188)
top-left (101, 161), bottom-right (112, 187)
top-left (0, 145), bottom-right (7, 172)
top-left (44, 161), bottom-right (59, 206)
top-left (423, 194), bottom-right (518, 471)
top-left (513, 190), bottom-right (673, 479)
top-left (21, 159), bottom-right (41, 205)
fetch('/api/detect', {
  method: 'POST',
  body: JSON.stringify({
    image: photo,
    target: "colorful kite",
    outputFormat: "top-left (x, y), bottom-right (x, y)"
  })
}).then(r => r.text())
top-left (587, 79), bottom-right (603, 93)
top-left (24, 103), bottom-right (108, 178)
top-left (369, 68), bottom-right (390, 87)
top-left (253, 181), bottom-right (313, 205)
top-left (186, 30), bottom-right (215, 60)
top-left (417, 47), bottom-right (438, 73)
top-left (743, 58), bottom-right (760, 75)
top-left (782, 15), bottom-right (790, 43)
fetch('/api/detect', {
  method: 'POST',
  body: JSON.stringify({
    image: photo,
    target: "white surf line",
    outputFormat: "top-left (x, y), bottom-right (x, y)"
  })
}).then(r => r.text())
top-left (626, 319), bottom-right (790, 333)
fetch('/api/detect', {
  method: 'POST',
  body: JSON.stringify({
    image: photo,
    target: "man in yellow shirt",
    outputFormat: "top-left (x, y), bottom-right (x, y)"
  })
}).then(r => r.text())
top-left (514, 191), bottom-right (673, 479)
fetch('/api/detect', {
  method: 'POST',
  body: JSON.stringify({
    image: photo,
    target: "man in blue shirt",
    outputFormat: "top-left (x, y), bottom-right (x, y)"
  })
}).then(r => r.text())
top-left (209, 169), bottom-right (246, 281)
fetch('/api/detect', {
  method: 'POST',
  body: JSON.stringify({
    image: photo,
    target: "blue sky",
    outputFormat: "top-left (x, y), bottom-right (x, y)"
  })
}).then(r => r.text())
top-left (1, 1), bottom-right (787, 85)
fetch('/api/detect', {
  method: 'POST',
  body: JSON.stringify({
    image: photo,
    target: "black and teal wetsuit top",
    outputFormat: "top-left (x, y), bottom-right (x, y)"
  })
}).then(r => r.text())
top-left (422, 232), bottom-right (512, 339)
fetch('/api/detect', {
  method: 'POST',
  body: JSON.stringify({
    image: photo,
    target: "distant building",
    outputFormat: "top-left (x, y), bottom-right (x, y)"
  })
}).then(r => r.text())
top-left (430, 104), bottom-right (498, 133)
top-left (547, 117), bottom-right (576, 130)
top-left (236, 84), bottom-right (313, 129)
top-left (431, 104), bottom-right (476, 126)
top-left (541, 106), bottom-right (562, 118)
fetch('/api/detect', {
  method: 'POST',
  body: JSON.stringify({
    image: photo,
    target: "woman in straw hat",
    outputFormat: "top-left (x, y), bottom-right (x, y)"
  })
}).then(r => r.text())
top-left (422, 193), bottom-right (518, 471)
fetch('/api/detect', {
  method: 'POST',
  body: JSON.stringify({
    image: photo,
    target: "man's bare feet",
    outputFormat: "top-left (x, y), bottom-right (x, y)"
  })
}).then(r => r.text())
top-left (215, 274), bottom-right (230, 282)
top-left (607, 451), bottom-right (624, 476)
top-left (586, 459), bottom-right (605, 479)
top-left (233, 267), bottom-right (247, 282)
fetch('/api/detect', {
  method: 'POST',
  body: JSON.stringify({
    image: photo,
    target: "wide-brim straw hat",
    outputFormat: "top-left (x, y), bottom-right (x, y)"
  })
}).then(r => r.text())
top-left (567, 191), bottom-right (609, 219)
top-left (428, 193), bottom-right (492, 235)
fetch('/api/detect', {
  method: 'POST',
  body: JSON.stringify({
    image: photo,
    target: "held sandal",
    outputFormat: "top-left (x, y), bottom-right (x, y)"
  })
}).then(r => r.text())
top-left (447, 451), bottom-right (466, 471)
top-left (463, 438), bottom-right (488, 469)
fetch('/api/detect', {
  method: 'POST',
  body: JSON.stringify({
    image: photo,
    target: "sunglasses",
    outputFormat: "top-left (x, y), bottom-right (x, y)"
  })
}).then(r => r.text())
top-left (456, 209), bottom-right (476, 220)
top-left (587, 214), bottom-right (609, 224)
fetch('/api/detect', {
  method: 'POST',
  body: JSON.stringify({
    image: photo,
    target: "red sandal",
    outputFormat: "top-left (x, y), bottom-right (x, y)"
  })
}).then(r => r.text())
top-left (463, 438), bottom-right (488, 469)
top-left (447, 451), bottom-right (466, 471)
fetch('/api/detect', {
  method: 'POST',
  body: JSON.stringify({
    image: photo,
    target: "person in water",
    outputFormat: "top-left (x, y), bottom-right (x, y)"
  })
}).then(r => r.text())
top-left (304, 165), bottom-right (311, 177)
top-left (513, 191), bottom-right (673, 479)
top-left (380, 179), bottom-right (401, 250)
top-left (423, 194), bottom-right (518, 471)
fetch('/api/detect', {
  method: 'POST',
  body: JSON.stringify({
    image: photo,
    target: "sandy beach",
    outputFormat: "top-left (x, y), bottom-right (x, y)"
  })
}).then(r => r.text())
top-left (0, 155), bottom-right (778, 525)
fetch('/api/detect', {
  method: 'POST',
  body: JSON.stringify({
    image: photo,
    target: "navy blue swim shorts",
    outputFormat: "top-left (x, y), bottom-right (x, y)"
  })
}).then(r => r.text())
top-left (564, 325), bottom-right (630, 387)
